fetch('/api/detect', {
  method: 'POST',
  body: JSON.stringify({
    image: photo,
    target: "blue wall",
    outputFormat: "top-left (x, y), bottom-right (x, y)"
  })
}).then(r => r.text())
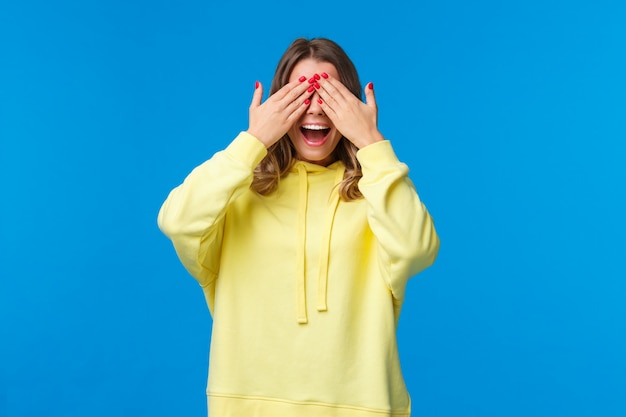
top-left (1, 1), bottom-right (624, 416)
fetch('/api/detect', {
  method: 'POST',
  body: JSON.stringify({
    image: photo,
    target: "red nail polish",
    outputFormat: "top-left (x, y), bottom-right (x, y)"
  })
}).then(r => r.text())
top-left (307, 86), bottom-right (315, 93)
top-left (314, 82), bottom-right (320, 89)
top-left (314, 73), bottom-right (320, 80)
top-left (368, 82), bottom-right (374, 90)
top-left (317, 98), bottom-right (323, 104)
top-left (308, 77), bottom-right (316, 84)
top-left (304, 98), bottom-right (311, 105)
top-left (321, 72), bottom-right (328, 79)
top-left (299, 76), bottom-right (306, 82)
top-left (255, 81), bottom-right (259, 89)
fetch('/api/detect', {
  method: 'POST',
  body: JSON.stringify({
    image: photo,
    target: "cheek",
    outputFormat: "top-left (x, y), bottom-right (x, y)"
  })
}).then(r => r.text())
top-left (287, 126), bottom-right (300, 143)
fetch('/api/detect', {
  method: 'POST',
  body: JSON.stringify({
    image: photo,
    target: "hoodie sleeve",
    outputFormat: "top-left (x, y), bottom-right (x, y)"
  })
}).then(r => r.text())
top-left (356, 140), bottom-right (440, 302)
top-left (157, 131), bottom-right (267, 288)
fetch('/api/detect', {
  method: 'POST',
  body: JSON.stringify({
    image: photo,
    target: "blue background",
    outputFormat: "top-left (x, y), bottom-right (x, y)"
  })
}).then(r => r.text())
top-left (1, 0), bottom-right (624, 416)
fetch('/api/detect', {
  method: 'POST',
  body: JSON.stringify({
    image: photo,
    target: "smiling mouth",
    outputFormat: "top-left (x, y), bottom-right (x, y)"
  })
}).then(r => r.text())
top-left (300, 124), bottom-right (331, 146)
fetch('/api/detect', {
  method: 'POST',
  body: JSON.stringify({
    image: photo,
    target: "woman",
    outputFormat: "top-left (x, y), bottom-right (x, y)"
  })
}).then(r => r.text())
top-left (158, 38), bottom-right (439, 417)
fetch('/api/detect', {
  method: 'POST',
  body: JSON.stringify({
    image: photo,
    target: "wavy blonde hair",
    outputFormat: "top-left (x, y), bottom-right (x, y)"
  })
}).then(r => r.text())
top-left (251, 38), bottom-right (363, 201)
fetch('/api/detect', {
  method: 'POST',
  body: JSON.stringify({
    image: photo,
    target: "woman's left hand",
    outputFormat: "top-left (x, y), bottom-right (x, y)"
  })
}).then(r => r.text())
top-left (315, 74), bottom-right (385, 149)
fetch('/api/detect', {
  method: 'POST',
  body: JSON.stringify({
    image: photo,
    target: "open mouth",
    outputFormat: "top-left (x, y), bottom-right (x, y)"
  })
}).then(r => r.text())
top-left (300, 124), bottom-right (331, 146)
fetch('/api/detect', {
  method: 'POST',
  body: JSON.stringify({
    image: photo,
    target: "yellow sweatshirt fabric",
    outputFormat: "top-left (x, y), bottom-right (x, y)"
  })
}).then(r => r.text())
top-left (158, 131), bottom-right (439, 417)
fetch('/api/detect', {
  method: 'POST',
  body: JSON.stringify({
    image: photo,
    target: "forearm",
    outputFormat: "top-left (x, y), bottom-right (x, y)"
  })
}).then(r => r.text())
top-left (157, 132), bottom-right (267, 280)
top-left (357, 140), bottom-right (440, 299)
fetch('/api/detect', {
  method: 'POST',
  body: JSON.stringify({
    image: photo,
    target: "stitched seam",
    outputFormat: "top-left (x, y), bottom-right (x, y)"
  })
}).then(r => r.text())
top-left (208, 392), bottom-right (410, 416)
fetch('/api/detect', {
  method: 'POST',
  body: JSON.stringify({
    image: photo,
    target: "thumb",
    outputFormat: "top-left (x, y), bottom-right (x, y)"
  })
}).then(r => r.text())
top-left (364, 82), bottom-right (377, 108)
top-left (250, 80), bottom-right (263, 107)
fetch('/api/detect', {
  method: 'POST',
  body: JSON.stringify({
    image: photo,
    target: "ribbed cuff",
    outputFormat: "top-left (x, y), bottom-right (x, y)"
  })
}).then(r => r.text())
top-left (356, 140), bottom-right (400, 169)
top-left (225, 131), bottom-right (268, 169)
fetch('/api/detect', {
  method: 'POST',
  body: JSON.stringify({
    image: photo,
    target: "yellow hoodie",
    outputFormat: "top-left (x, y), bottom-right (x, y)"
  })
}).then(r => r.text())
top-left (158, 131), bottom-right (439, 417)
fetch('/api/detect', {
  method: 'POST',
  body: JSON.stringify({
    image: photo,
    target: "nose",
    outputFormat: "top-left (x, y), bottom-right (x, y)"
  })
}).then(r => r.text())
top-left (307, 92), bottom-right (324, 115)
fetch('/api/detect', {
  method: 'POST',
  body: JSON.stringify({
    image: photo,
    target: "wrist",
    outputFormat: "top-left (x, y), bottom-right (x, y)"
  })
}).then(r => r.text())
top-left (353, 130), bottom-right (385, 149)
top-left (245, 129), bottom-right (271, 148)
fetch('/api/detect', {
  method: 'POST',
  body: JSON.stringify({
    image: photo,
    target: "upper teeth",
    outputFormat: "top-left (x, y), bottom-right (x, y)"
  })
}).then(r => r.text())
top-left (302, 125), bottom-right (327, 130)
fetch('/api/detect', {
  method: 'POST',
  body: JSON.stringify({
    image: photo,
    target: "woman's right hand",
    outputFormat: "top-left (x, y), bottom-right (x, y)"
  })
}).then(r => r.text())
top-left (247, 78), bottom-right (312, 148)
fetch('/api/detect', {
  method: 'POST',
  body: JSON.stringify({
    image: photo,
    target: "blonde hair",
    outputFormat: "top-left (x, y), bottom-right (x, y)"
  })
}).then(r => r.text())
top-left (251, 38), bottom-right (363, 201)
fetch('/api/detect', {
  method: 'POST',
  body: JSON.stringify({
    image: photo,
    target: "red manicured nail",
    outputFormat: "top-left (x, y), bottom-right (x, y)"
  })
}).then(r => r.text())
top-left (307, 86), bottom-right (315, 92)
top-left (321, 72), bottom-right (328, 79)
top-left (317, 98), bottom-right (323, 104)
top-left (299, 76), bottom-right (306, 82)
top-left (368, 82), bottom-right (374, 90)
top-left (304, 98), bottom-right (311, 105)
top-left (308, 77), bottom-right (316, 84)
top-left (314, 73), bottom-right (320, 80)
top-left (255, 81), bottom-right (259, 89)
top-left (314, 82), bottom-right (320, 89)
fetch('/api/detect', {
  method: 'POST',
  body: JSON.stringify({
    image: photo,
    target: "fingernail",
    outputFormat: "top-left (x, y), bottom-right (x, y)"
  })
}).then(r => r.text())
top-left (317, 98), bottom-right (323, 104)
top-left (368, 82), bottom-right (374, 90)
top-left (314, 82), bottom-right (320, 89)
top-left (299, 75), bottom-right (306, 82)
top-left (304, 98), bottom-right (311, 105)
top-left (314, 73), bottom-right (320, 80)
top-left (255, 81), bottom-right (259, 89)
top-left (307, 86), bottom-right (315, 93)
top-left (321, 72), bottom-right (328, 79)
top-left (308, 77), bottom-right (316, 84)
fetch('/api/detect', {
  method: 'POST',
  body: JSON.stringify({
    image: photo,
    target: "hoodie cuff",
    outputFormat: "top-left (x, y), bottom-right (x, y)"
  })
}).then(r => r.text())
top-left (356, 140), bottom-right (400, 169)
top-left (225, 131), bottom-right (268, 169)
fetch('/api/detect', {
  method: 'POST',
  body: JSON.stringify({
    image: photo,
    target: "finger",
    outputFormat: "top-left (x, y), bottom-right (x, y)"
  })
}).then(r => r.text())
top-left (271, 81), bottom-right (313, 120)
top-left (284, 88), bottom-right (315, 123)
top-left (314, 80), bottom-right (341, 113)
top-left (285, 78), bottom-right (313, 107)
top-left (364, 82), bottom-right (377, 109)
top-left (316, 76), bottom-right (363, 119)
top-left (250, 80), bottom-right (263, 108)
top-left (272, 76), bottom-right (309, 104)
top-left (286, 97), bottom-right (311, 125)
top-left (317, 73), bottom-right (352, 103)
top-left (315, 96), bottom-right (339, 123)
